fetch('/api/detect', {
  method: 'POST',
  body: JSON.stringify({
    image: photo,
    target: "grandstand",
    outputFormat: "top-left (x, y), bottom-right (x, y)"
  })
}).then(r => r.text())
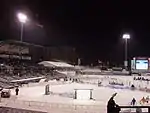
top-left (0, 40), bottom-right (77, 88)
top-left (0, 57), bottom-right (77, 88)
top-left (0, 40), bottom-right (44, 62)
top-left (0, 40), bottom-right (77, 63)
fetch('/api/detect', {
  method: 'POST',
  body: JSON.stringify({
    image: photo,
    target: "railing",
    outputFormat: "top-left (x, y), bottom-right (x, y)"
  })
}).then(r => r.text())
top-left (120, 106), bottom-right (150, 113)
top-left (3, 98), bottom-right (150, 113)
top-left (0, 99), bottom-right (105, 113)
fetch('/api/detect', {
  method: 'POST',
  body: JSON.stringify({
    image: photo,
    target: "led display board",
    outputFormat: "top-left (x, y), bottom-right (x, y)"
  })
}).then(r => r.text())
top-left (136, 60), bottom-right (149, 70)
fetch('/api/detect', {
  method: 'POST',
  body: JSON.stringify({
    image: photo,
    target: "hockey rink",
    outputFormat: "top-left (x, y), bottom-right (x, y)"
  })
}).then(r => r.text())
top-left (6, 75), bottom-right (150, 113)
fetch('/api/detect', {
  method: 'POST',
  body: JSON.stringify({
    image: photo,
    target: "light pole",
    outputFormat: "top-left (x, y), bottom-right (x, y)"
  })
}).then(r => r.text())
top-left (17, 13), bottom-right (28, 42)
top-left (122, 34), bottom-right (130, 70)
top-left (17, 13), bottom-right (28, 60)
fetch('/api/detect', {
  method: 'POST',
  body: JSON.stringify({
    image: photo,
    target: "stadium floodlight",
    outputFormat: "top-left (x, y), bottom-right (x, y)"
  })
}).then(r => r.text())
top-left (123, 34), bottom-right (130, 39)
top-left (17, 13), bottom-right (27, 23)
top-left (122, 33), bottom-right (130, 69)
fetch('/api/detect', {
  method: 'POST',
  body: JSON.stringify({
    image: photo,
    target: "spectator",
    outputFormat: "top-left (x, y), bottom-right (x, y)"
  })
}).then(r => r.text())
top-left (15, 87), bottom-right (19, 95)
top-left (131, 98), bottom-right (136, 106)
top-left (146, 96), bottom-right (149, 103)
top-left (107, 93), bottom-right (120, 113)
top-left (140, 97), bottom-right (146, 104)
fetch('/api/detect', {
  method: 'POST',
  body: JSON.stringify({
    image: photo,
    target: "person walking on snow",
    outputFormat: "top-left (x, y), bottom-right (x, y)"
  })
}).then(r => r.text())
top-left (146, 96), bottom-right (149, 103)
top-left (131, 98), bottom-right (136, 106)
top-left (15, 87), bottom-right (19, 95)
top-left (140, 97), bottom-right (146, 104)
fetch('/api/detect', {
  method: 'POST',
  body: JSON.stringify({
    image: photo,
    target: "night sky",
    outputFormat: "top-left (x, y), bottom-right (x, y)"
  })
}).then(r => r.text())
top-left (0, 0), bottom-right (150, 65)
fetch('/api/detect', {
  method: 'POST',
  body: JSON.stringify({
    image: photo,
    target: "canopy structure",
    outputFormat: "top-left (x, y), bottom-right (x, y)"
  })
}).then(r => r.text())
top-left (0, 40), bottom-right (30, 54)
top-left (38, 61), bottom-right (74, 68)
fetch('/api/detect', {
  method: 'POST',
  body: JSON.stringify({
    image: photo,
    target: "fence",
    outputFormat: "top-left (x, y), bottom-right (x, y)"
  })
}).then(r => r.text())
top-left (0, 99), bottom-right (105, 113)
top-left (2, 99), bottom-right (150, 113)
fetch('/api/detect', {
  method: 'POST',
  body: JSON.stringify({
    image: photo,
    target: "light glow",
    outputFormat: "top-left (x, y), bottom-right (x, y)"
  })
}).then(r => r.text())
top-left (17, 13), bottom-right (27, 23)
top-left (123, 34), bottom-right (130, 39)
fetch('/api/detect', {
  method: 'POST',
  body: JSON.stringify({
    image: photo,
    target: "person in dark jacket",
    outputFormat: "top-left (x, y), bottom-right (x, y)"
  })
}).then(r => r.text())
top-left (131, 98), bottom-right (136, 106)
top-left (15, 87), bottom-right (19, 95)
top-left (107, 93), bottom-right (120, 113)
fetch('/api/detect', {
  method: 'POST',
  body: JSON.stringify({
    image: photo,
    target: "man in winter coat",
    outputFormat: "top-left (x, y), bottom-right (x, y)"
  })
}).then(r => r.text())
top-left (15, 87), bottom-right (19, 95)
top-left (107, 93), bottom-right (120, 113)
top-left (131, 98), bottom-right (136, 106)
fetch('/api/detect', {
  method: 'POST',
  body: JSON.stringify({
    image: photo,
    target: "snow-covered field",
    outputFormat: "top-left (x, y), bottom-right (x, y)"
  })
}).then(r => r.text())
top-left (3, 74), bottom-right (150, 113)
top-left (10, 77), bottom-right (150, 104)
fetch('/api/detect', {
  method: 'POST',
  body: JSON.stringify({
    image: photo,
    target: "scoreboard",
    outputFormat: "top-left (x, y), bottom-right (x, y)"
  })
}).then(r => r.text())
top-left (131, 57), bottom-right (150, 70)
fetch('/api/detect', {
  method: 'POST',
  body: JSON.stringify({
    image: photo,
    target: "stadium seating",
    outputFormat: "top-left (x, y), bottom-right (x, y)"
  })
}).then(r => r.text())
top-left (0, 58), bottom-right (60, 88)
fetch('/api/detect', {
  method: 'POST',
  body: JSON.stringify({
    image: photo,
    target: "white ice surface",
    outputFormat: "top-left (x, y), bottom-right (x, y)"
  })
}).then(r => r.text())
top-left (4, 75), bottom-right (150, 113)
top-left (10, 78), bottom-right (150, 106)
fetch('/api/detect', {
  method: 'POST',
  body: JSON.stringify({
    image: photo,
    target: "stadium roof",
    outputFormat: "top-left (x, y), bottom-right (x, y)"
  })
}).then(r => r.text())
top-left (0, 40), bottom-right (44, 47)
top-left (38, 61), bottom-right (74, 68)
top-left (0, 40), bottom-right (43, 54)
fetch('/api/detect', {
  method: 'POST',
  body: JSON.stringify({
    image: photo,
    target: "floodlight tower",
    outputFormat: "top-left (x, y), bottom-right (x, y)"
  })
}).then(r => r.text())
top-left (17, 12), bottom-right (28, 60)
top-left (122, 33), bottom-right (130, 69)
top-left (17, 12), bottom-right (28, 42)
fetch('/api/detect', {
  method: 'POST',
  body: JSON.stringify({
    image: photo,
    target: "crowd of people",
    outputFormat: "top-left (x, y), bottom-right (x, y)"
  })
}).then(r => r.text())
top-left (0, 58), bottom-right (56, 88)
top-left (0, 59), bottom-right (52, 76)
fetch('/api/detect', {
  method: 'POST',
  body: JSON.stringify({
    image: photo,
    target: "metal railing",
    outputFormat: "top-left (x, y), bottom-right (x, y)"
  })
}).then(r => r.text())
top-left (0, 99), bottom-right (105, 113)
top-left (4, 98), bottom-right (150, 113)
top-left (120, 106), bottom-right (150, 113)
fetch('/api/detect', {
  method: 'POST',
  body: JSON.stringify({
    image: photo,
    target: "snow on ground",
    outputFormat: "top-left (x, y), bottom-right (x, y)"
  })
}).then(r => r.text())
top-left (5, 74), bottom-right (150, 113)
top-left (10, 76), bottom-right (150, 106)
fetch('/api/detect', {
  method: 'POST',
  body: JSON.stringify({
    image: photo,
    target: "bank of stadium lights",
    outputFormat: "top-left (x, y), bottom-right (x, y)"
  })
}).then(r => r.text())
top-left (123, 34), bottom-right (130, 39)
top-left (17, 13), bottom-right (28, 23)
top-left (122, 33), bottom-right (130, 70)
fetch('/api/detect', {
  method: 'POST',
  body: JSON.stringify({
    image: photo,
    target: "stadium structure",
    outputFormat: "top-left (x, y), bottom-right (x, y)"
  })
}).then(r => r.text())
top-left (0, 40), bottom-right (78, 88)
top-left (0, 40), bottom-right (77, 63)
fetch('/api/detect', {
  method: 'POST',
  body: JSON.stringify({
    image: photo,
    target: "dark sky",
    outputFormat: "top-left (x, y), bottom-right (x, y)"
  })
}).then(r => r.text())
top-left (0, 0), bottom-right (150, 65)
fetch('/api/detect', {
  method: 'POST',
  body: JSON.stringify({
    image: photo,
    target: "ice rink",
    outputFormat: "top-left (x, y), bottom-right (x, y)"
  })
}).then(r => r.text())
top-left (3, 75), bottom-right (150, 113)
top-left (10, 80), bottom-right (150, 105)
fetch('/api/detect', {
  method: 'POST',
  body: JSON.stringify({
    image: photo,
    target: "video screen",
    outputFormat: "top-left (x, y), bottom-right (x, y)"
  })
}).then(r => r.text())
top-left (136, 60), bottom-right (148, 70)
